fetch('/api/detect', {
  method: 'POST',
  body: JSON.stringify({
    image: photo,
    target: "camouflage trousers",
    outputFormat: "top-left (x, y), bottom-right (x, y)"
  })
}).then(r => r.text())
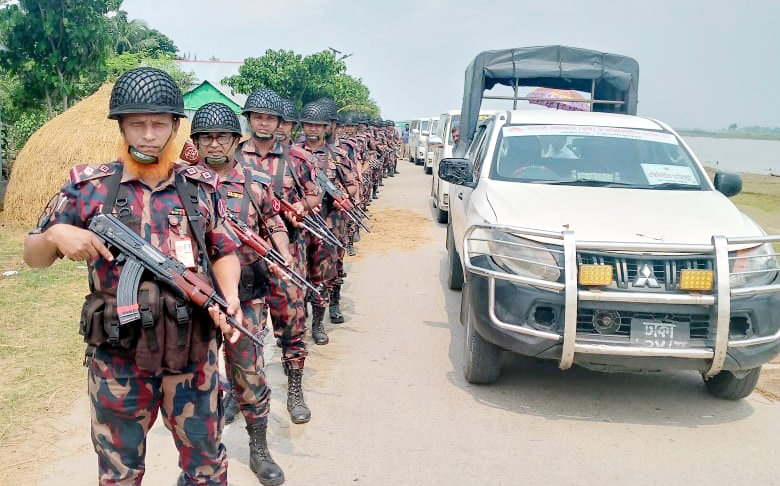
top-left (325, 209), bottom-right (347, 290)
top-left (306, 208), bottom-right (346, 300)
top-left (88, 341), bottom-right (227, 485)
top-left (223, 298), bottom-right (270, 425)
top-left (268, 233), bottom-right (308, 370)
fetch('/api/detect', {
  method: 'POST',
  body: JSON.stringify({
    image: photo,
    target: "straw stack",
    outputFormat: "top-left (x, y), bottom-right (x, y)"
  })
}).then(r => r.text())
top-left (3, 84), bottom-right (192, 225)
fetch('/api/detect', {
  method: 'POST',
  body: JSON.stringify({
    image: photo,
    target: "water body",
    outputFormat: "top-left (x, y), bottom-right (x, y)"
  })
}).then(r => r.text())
top-left (682, 136), bottom-right (780, 175)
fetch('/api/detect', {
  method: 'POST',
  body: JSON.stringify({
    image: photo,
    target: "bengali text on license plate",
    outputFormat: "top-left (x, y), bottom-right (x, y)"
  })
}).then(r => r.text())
top-left (630, 319), bottom-right (690, 348)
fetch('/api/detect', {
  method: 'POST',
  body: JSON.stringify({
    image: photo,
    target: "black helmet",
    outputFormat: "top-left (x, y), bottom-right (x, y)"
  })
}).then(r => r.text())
top-left (336, 111), bottom-right (351, 126)
top-left (316, 97), bottom-right (339, 121)
top-left (299, 102), bottom-right (330, 125)
top-left (190, 102), bottom-right (242, 137)
top-left (109, 67), bottom-right (185, 120)
top-left (279, 98), bottom-right (298, 123)
top-left (243, 89), bottom-right (283, 117)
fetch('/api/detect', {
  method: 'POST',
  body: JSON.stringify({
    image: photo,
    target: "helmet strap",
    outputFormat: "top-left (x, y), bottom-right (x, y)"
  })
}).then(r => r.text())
top-left (126, 119), bottom-right (179, 165)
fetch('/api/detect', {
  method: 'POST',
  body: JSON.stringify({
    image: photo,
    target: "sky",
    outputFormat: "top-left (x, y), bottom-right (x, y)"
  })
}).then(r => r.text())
top-left (123, 0), bottom-right (779, 130)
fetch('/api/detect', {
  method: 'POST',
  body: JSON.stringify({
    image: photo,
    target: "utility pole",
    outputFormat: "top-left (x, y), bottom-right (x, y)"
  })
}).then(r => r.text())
top-left (0, 105), bottom-right (4, 181)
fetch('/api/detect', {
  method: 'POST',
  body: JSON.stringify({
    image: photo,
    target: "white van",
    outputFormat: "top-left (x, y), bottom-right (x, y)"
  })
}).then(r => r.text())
top-left (409, 117), bottom-right (436, 165)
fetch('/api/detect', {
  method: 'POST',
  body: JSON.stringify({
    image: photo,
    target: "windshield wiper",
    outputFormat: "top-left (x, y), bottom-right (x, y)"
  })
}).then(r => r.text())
top-left (531, 178), bottom-right (636, 187)
top-left (646, 183), bottom-right (703, 190)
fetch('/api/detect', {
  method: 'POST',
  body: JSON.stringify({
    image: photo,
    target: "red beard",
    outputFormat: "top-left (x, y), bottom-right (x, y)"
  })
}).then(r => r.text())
top-left (118, 139), bottom-right (179, 181)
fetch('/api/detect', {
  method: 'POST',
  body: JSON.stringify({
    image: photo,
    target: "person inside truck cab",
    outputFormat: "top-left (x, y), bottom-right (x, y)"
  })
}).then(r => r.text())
top-left (542, 135), bottom-right (577, 159)
top-left (451, 125), bottom-right (460, 145)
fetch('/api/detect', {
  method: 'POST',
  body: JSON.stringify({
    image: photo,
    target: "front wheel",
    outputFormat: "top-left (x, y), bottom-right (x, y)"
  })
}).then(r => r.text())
top-left (425, 165), bottom-right (433, 175)
top-left (436, 207), bottom-right (448, 224)
top-left (463, 297), bottom-right (501, 384)
top-left (703, 367), bottom-right (761, 400)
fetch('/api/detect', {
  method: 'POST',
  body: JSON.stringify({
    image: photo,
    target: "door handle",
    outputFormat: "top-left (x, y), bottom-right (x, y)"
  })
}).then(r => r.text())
top-left (457, 192), bottom-right (463, 200)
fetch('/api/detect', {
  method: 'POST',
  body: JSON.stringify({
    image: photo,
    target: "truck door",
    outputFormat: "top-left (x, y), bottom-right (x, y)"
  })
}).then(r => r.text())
top-left (451, 122), bottom-right (490, 256)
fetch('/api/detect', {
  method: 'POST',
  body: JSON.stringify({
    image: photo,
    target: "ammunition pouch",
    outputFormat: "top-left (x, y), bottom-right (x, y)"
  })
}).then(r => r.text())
top-left (238, 258), bottom-right (271, 302)
top-left (79, 281), bottom-right (216, 373)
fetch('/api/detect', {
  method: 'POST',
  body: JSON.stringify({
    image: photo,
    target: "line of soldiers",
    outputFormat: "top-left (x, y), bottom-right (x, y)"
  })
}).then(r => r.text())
top-left (23, 67), bottom-right (400, 486)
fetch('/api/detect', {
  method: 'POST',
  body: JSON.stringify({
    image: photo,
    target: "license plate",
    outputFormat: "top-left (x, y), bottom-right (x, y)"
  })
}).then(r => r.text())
top-left (630, 319), bottom-right (690, 348)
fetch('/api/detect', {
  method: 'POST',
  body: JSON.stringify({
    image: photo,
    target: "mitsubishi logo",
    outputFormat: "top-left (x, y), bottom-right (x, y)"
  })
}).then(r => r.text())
top-left (633, 263), bottom-right (661, 288)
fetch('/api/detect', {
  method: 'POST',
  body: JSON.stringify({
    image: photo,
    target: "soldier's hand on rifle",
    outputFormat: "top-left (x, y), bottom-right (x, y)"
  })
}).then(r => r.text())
top-left (267, 260), bottom-right (291, 281)
top-left (283, 209), bottom-right (304, 228)
top-left (47, 223), bottom-right (114, 262)
top-left (208, 296), bottom-right (242, 344)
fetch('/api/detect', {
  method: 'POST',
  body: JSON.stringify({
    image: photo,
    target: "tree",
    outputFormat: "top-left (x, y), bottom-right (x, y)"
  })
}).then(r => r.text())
top-left (1, 0), bottom-right (113, 116)
top-left (223, 49), bottom-right (379, 114)
top-left (108, 9), bottom-right (178, 58)
top-left (728, 123), bottom-right (738, 131)
top-left (106, 53), bottom-right (195, 92)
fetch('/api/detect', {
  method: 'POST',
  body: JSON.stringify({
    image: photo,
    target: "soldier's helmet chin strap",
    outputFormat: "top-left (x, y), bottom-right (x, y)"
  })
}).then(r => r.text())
top-left (202, 139), bottom-right (237, 168)
top-left (127, 119), bottom-right (179, 165)
top-left (253, 131), bottom-right (275, 141)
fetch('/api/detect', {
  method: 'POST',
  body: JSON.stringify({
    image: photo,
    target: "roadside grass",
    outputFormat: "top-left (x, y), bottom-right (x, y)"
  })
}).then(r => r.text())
top-left (0, 223), bottom-right (88, 443)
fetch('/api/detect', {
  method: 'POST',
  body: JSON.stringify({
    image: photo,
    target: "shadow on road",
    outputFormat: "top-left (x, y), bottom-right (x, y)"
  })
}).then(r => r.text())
top-left (432, 253), bottom-right (754, 428)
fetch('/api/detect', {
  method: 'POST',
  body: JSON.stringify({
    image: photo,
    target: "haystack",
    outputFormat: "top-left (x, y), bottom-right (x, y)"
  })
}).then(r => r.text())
top-left (3, 84), bottom-right (192, 225)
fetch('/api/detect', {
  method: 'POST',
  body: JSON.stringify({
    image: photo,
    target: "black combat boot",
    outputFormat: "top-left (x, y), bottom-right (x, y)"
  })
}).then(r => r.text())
top-left (329, 286), bottom-right (345, 324)
top-left (286, 368), bottom-right (311, 424)
top-left (246, 422), bottom-right (285, 486)
top-left (311, 305), bottom-right (329, 345)
top-left (222, 378), bottom-right (240, 425)
top-left (347, 238), bottom-right (357, 257)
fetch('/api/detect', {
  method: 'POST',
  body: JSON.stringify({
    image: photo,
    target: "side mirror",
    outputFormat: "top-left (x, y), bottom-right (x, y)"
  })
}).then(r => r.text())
top-left (428, 135), bottom-right (443, 145)
top-left (438, 158), bottom-right (474, 187)
top-left (714, 171), bottom-right (742, 197)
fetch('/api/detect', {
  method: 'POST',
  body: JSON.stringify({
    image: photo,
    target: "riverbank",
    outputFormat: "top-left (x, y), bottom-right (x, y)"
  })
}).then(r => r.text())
top-left (678, 129), bottom-right (780, 141)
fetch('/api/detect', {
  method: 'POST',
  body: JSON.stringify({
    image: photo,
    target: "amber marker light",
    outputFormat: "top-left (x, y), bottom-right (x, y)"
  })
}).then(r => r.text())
top-left (578, 264), bottom-right (614, 286)
top-left (679, 269), bottom-right (714, 291)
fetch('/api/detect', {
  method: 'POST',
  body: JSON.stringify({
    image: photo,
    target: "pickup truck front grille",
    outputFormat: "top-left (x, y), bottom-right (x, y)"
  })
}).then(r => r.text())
top-left (577, 309), bottom-right (711, 339)
top-left (577, 253), bottom-right (714, 291)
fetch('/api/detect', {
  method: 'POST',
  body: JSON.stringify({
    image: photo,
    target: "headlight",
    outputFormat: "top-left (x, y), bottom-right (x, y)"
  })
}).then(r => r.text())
top-left (469, 228), bottom-right (562, 281)
top-left (730, 243), bottom-right (779, 287)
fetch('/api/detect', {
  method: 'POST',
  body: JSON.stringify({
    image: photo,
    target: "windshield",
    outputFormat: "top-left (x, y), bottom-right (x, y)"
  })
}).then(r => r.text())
top-left (430, 120), bottom-right (440, 136)
top-left (489, 125), bottom-right (707, 190)
top-left (421, 120), bottom-right (430, 131)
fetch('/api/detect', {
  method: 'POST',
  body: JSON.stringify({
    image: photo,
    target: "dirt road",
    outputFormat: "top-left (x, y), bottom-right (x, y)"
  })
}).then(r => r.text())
top-left (35, 164), bottom-right (780, 485)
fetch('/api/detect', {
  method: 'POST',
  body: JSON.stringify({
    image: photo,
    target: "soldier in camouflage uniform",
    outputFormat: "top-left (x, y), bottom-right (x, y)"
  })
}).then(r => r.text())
top-left (275, 98), bottom-right (298, 146)
top-left (237, 90), bottom-right (322, 425)
top-left (298, 102), bottom-right (358, 330)
top-left (336, 112), bottom-right (364, 256)
top-left (23, 68), bottom-right (242, 486)
top-left (190, 102), bottom-right (287, 485)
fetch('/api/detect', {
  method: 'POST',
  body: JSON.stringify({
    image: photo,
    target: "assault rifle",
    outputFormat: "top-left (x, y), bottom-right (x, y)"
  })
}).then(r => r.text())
top-left (314, 170), bottom-right (372, 233)
top-left (277, 198), bottom-right (346, 251)
top-left (224, 211), bottom-right (322, 296)
top-left (88, 213), bottom-right (263, 347)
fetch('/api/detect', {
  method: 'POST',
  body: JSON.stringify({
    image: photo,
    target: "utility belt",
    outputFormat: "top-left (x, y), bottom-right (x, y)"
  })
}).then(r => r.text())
top-left (80, 281), bottom-right (215, 373)
top-left (239, 258), bottom-right (271, 302)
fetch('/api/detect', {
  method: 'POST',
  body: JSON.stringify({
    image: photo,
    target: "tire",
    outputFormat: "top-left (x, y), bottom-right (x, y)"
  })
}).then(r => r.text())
top-left (425, 165), bottom-right (433, 175)
top-left (436, 207), bottom-right (448, 224)
top-left (447, 223), bottom-right (464, 290)
top-left (463, 296), bottom-right (501, 384)
top-left (704, 367), bottom-right (761, 400)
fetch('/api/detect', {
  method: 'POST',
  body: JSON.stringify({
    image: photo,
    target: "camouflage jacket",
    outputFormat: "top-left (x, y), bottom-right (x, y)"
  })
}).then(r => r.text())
top-left (34, 161), bottom-right (239, 292)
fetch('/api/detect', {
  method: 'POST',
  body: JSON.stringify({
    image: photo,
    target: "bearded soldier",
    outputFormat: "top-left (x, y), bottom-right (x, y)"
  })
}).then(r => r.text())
top-left (24, 68), bottom-right (241, 485)
top-left (190, 102), bottom-right (287, 485)
top-left (236, 89), bottom-right (322, 425)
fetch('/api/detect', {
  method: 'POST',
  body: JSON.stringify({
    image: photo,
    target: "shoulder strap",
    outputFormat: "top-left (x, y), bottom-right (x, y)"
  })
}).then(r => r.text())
top-left (272, 151), bottom-right (286, 199)
top-left (243, 168), bottom-right (263, 220)
top-left (101, 165), bottom-right (124, 215)
top-left (280, 144), bottom-right (305, 198)
top-left (175, 173), bottom-right (215, 282)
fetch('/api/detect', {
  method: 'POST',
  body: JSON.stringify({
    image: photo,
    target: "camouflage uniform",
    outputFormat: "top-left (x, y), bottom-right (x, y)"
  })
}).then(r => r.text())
top-left (236, 138), bottom-right (320, 369)
top-left (218, 162), bottom-right (287, 425)
top-left (34, 161), bottom-right (238, 485)
top-left (299, 142), bottom-right (357, 293)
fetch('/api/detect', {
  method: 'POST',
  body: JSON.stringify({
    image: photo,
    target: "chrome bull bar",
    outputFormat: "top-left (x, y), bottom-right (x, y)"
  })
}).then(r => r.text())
top-left (463, 223), bottom-right (780, 377)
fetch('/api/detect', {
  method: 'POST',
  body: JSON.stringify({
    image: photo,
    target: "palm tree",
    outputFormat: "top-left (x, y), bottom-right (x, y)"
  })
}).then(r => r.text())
top-left (110, 10), bottom-right (151, 55)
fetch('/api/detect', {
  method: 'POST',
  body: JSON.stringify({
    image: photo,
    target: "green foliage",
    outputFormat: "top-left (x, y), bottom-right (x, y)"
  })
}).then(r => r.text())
top-left (108, 10), bottom-right (178, 58)
top-left (106, 53), bottom-right (195, 92)
top-left (0, 0), bottom-right (113, 116)
top-left (223, 49), bottom-right (379, 115)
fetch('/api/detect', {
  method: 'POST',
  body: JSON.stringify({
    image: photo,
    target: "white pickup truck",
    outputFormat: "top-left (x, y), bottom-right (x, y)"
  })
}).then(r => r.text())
top-left (440, 46), bottom-right (780, 399)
